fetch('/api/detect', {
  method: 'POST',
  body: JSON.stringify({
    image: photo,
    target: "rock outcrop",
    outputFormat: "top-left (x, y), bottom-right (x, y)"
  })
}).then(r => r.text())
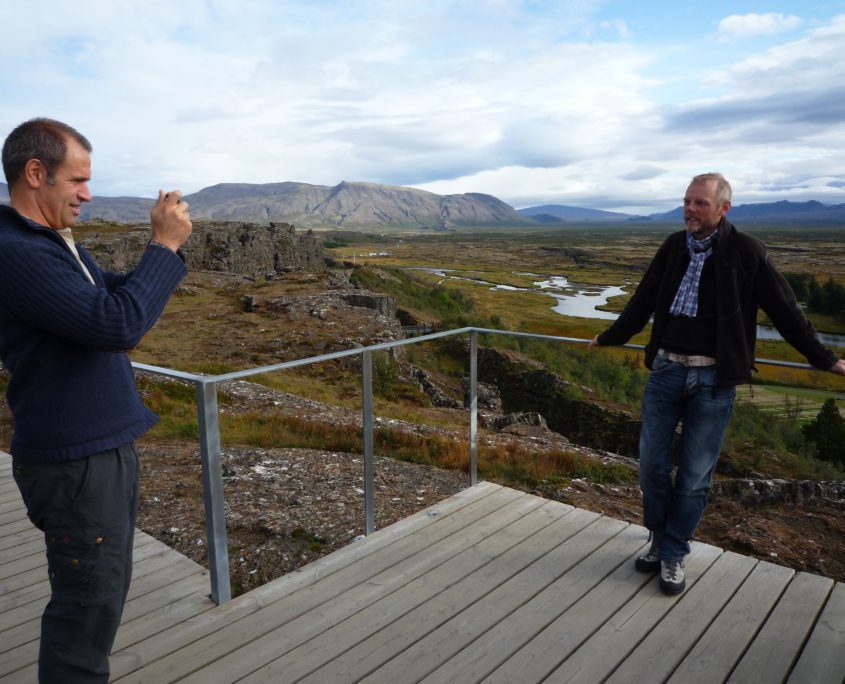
top-left (409, 366), bottom-right (463, 409)
top-left (340, 293), bottom-right (397, 319)
top-left (711, 478), bottom-right (845, 507)
top-left (471, 346), bottom-right (641, 457)
top-left (81, 221), bottom-right (324, 278)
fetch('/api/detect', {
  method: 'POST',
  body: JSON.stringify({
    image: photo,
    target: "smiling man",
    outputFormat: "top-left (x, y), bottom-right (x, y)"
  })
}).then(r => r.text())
top-left (589, 172), bottom-right (845, 596)
top-left (0, 118), bottom-right (192, 682)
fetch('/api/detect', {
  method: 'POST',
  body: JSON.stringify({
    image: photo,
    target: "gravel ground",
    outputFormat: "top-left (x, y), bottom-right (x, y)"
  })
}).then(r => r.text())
top-left (137, 442), bottom-right (468, 595)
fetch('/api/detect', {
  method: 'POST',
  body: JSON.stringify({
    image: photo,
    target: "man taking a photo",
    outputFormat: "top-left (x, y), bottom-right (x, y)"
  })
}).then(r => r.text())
top-left (1, 117), bottom-right (192, 682)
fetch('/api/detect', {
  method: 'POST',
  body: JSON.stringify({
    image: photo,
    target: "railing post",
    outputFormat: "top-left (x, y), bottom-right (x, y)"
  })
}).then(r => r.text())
top-left (469, 330), bottom-right (478, 486)
top-left (362, 350), bottom-right (375, 534)
top-left (195, 380), bottom-right (231, 604)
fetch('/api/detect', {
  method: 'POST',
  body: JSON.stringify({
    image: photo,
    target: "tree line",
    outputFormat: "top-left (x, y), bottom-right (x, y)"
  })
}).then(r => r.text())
top-left (784, 273), bottom-right (845, 321)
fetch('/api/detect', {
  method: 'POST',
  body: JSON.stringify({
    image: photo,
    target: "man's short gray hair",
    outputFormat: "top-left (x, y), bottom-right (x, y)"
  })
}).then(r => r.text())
top-left (691, 172), bottom-right (732, 206)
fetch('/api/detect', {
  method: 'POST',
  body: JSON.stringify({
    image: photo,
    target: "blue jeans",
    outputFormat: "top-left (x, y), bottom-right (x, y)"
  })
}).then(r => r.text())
top-left (639, 355), bottom-right (735, 562)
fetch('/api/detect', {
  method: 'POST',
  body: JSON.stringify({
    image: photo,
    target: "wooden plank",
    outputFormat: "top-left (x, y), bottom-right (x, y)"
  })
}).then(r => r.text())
top-left (0, 527), bottom-right (41, 551)
top-left (0, 553), bottom-right (209, 679)
top-left (0, 542), bottom-right (206, 633)
top-left (0, 634), bottom-right (39, 678)
top-left (0, 509), bottom-right (28, 527)
top-left (482, 537), bottom-right (654, 683)
top-left (0, 488), bottom-right (21, 503)
top-left (358, 514), bottom-right (625, 684)
top-left (0, 664), bottom-right (37, 684)
top-left (2, 473), bottom-right (842, 684)
top-left (0, 518), bottom-right (35, 538)
top-left (0, 577), bottom-right (49, 612)
top-left (129, 545), bottom-right (193, 579)
top-left (411, 517), bottom-right (636, 684)
top-left (728, 571), bottom-right (834, 683)
top-left (0, 487), bottom-right (20, 501)
top-left (0, 545), bottom-right (48, 580)
top-left (0, 533), bottom-right (175, 608)
top-left (110, 481), bottom-right (508, 681)
top-left (0, 616), bottom-right (39, 654)
top-left (0, 488), bottom-right (23, 508)
top-left (241, 502), bottom-right (588, 683)
top-left (0, 564), bottom-right (49, 597)
top-left (300, 505), bottom-right (602, 684)
top-left (115, 581), bottom-right (216, 650)
top-left (122, 570), bottom-right (209, 624)
top-left (0, 536), bottom-right (44, 563)
top-left (668, 561), bottom-right (794, 683)
top-left (543, 541), bottom-right (723, 683)
top-left (129, 539), bottom-right (179, 570)
top-left (0, 499), bottom-right (23, 516)
top-left (123, 490), bottom-right (543, 684)
top-left (125, 558), bottom-right (205, 602)
top-left (786, 581), bottom-right (845, 684)
top-left (606, 551), bottom-right (758, 683)
top-left (111, 483), bottom-right (510, 681)
top-left (0, 593), bottom-right (49, 633)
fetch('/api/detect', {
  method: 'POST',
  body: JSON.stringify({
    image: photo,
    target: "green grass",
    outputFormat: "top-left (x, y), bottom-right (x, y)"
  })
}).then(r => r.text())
top-left (736, 384), bottom-right (845, 424)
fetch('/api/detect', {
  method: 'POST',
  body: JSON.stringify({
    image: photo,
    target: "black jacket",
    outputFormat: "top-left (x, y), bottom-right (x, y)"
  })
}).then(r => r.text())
top-left (597, 218), bottom-right (838, 385)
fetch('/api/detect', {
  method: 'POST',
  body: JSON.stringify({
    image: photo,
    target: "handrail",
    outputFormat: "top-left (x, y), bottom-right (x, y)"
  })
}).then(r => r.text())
top-left (131, 327), bottom-right (829, 603)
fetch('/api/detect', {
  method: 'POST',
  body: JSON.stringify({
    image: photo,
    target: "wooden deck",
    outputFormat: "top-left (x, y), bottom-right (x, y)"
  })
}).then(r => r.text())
top-left (2, 451), bottom-right (844, 683)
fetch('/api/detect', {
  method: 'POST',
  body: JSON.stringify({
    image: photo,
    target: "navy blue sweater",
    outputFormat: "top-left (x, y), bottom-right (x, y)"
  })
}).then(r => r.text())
top-left (0, 205), bottom-right (187, 461)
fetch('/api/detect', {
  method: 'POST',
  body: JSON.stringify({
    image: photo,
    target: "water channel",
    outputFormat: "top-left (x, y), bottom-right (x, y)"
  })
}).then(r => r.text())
top-left (412, 267), bottom-right (845, 348)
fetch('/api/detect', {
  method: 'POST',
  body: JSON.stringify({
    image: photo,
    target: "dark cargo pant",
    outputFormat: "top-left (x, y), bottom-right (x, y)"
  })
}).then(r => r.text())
top-left (12, 444), bottom-right (140, 683)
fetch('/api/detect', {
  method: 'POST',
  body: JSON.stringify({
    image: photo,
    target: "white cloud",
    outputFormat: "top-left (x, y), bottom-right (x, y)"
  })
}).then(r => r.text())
top-left (599, 18), bottom-right (631, 39)
top-left (716, 13), bottom-right (803, 41)
top-left (1, 2), bottom-right (843, 214)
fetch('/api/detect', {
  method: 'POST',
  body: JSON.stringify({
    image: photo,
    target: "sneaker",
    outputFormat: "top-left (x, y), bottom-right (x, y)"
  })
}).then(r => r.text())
top-left (660, 559), bottom-right (686, 595)
top-left (635, 544), bottom-right (660, 573)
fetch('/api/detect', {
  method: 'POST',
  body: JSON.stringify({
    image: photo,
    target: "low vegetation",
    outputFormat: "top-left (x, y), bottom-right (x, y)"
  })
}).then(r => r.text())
top-left (138, 376), bottom-right (637, 488)
top-left (5, 227), bottom-right (841, 488)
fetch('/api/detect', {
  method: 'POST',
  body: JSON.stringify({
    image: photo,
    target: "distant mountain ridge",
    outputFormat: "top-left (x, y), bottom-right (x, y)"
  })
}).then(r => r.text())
top-left (519, 204), bottom-right (631, 222)
top-left (1, 179), bottom-right (843, 227)
top-left (83, 181), bottom-right (533, 229)
top-left (645, 200), bottom-right (845, 225)
top-left (525, 200), bottom-right (845, 225)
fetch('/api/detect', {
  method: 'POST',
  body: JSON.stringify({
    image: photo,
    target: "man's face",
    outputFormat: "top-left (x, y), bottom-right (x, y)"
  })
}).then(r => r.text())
top-left (683, 180), bottom-right (729, 239)
top-left (34, 137), bottom-right (92, 229)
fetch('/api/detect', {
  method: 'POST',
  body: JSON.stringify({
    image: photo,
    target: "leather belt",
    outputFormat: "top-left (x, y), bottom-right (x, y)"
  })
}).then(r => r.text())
top-left (658, 348), bottom-right (716, 367)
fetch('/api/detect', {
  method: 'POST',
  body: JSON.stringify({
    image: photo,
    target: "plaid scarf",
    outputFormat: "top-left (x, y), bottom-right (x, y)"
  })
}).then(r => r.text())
top-left (669, 230), bottom-right (718, 317)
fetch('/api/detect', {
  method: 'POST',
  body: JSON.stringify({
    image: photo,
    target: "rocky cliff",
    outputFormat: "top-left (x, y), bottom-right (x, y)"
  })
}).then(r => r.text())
top-left (467, 345), bottom-right (642, 457)
top-left (81, 221), bottom-right (324, 278)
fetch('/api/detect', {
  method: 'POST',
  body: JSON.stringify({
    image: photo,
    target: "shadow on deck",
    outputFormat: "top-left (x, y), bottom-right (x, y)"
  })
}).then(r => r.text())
top-left (2, 453), bottom-right (844, 683)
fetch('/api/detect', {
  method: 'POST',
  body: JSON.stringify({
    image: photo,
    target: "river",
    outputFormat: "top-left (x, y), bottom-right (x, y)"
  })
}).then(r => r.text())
top-left (411, 267), bottom-right (845, 347)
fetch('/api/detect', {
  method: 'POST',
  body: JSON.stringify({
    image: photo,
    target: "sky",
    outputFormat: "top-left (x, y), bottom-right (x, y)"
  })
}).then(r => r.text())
top-left (2, 0), bottom-right (845, 214)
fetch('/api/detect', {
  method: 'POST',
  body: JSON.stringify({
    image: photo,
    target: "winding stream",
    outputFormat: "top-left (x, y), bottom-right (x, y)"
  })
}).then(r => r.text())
top-left (411, 267), bottom-right (845, 347)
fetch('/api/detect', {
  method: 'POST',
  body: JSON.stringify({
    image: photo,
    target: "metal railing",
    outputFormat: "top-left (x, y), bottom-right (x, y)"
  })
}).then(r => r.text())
top-left (132, 327), bottom-right (824, 604)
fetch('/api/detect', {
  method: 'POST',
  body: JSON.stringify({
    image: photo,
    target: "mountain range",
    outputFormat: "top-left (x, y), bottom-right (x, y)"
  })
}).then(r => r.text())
top-left (1, 181), bottom-right (843, 227)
